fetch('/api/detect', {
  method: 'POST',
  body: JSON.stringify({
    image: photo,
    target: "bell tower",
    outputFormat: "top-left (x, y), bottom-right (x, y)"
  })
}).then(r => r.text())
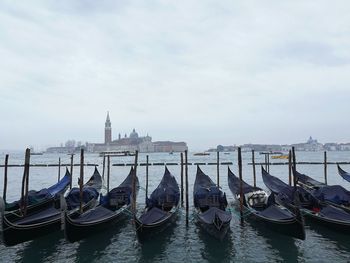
top-left (105, 111), bottom-right (112, 144)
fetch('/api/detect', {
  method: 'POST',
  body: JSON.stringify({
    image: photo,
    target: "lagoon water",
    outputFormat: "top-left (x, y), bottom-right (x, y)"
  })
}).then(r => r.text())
top-left (1, 151), bottom-right (350, 263)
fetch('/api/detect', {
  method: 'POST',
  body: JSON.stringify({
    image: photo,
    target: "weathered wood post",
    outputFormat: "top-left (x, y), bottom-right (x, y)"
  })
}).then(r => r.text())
top-left (146, 155), bottom-right (149, 200)
top-left (180, 152), bottom-right (184, 207)
top-left (107, 155), bottom-right (110, 193)
top-left (70, 154), bottom-right (74, 189)
top-left (102, 155), bottom-right (106, 180)
top-left (57, 157), bottom-right (61, 182)
top-left (292, 146), bottom-right (296, 186)
top-left (23, 148), bottom-right (31, 216)
top-left (3, 154), bottom-right (9, 201)
top-left (217, 151), bottom-right (220, 187)
top-left (252, 150), bottom-right (256, 187)
top-left (238, 147), bottom-right (244, 224)
top-left (131, 150), bottom-right (139, 215)
top-left (324, 151), bottom-right (328, 185)
top-left (185, 150), bottom-right (189, 226)
top-left (288, 150), bottom-right (292, 186)
top-left (79, 149), bottom-right (84, 213)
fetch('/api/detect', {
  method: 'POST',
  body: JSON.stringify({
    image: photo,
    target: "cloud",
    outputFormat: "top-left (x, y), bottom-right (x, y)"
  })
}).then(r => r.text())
top-left (1, 1), bottom-right (350, 150)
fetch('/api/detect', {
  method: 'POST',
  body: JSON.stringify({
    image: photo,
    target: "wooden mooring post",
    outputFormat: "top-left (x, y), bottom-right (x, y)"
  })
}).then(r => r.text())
top-left (3, 154), bottom-right (9, 201)
top-left (288, 150), bottom-right (292, 186)
top-left (102, 155), bottom-right (106, 180)
top-left (79, 149), bottom-right (84, 213)
top-left (217, 151), bottom-right (220, 187)
top-left (131, 151), bottom-right (139, 215)
top-left (57, 157), bottom-right (61, 182)
top-left (292, 147), bottom-right (296, 186)
top-left (185, 150), bottom-right (189, 226)
top-left (238, 147), bottom-right (244, 225)
top-left (70, 154), bottom-right (74, 189)
top-left (146, 155), bottom-right (149, 200)
top-left (22, 148), bottom-right (30, 216)
top-left (107, 155), bottom-right (110, 193)
top-left (324, 151), bottom-right (328, 185)
top-left (180, 153), bottom-right (184, 207)
top-left (252, 150), bottom-right (256, 187)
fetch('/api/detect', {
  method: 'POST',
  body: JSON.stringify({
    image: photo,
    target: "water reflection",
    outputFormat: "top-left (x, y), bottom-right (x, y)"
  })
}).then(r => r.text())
top-left (16, 231), bottom-right (63, 263)
top-left (138, 219), bottom-right (178, 263)
top-left (307, 224), bottom-right (350, 252)
top-left (75, 219), bottom-right (128, 262)
top-left (198, 226), bottom-right (234, 263)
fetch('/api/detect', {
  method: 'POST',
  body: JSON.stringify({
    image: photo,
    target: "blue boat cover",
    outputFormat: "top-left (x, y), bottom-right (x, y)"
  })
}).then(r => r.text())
top-left (16, 206), bottom-right (60, 225)
top-left (227, 167), bottom-right (262, 195)
top-left (146, 167), bottom-right (179, 210)
top-left (66, 187), bottom-right (99, 210)
top-left (194, 166), bottom-right (228, 210)
top-left (199, 207), bottom-right (231, 224)
top-left (138, 207), bottom-right (169, 224)
top-left (294, 169), bottom-right (350, 205)
top-left (71, 206), bottom-right (116, 223)
top-left (338, 165), bottom-right (350, 183)
top-left (319, 205), bottom-right (350, 221)
top-left (99, 167), bottom-right (139, 209)
top-left (293, 169), bottom-right (325, 188)
top-left (66, 168), bottom-right (102, 209)
top-left (257, 205), bottom-right (294, 220)
top-left (5, 169), bottom-right (71, 211)
top-left (47, 169), bottom-right (71, 196)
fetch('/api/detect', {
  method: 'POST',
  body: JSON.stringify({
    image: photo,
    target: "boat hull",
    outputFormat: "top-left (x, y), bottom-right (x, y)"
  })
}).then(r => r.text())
top-left (135, 208), bottom-right (178, 242)
top-left (65, 206), bottom-right (130, 242)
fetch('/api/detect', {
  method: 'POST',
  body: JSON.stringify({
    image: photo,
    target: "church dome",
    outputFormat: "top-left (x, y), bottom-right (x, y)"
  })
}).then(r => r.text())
top-left (130, 128), bottom-right (139, 139)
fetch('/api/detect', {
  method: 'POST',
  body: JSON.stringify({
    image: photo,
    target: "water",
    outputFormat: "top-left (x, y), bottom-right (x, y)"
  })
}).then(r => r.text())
top-left (1, 151), bottom-right (350, 262)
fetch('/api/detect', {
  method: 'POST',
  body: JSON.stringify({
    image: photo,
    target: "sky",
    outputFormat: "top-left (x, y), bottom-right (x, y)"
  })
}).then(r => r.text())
top-left (1, 1), bottom-right (350, 151)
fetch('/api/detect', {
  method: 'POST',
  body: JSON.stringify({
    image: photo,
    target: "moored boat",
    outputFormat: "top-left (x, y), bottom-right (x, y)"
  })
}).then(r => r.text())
top-left (134, 167), bottom-right (179, 241)
top-left (227, 167), bottom-right (305, 240)
top-left (262, 167), bottom-right (350, 234)
top-left (193, 166), bottom-right (231, 240)
top-left (0, 167), bottom-right (102, 246)
top-left (64, 167), bottom-right (138, 242)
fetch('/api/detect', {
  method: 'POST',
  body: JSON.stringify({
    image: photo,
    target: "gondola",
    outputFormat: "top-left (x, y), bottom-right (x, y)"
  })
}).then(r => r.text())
top-left (65, 167), bottom-right (139, 242)
top-left (337, 164), bottom-right (350, 183)
top-left (227, 167), bottom-right (305, 240)
top-left (262, 167), bottom-right (350, 234)
top-left (293, 168), bottom-right (350, 211)
top-left (193, 166), bottom-right (231, 240)
top-left (0, 167), bottom-right (102, 246)
top-left (134, 167), bottom-right (179, 241)
top-left (3, 168), bottom-right (72, 215)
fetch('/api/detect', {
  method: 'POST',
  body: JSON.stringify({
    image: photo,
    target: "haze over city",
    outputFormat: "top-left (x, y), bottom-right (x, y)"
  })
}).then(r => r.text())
top-left (1, 1), bottom-right (350, 151)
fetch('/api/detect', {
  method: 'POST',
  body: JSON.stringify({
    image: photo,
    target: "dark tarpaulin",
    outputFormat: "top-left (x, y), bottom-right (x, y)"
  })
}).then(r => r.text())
top-left (146, 167), bottom-right (179, 209)
top-left (66, 187), bottom-right (99, 210)
top-left (72, 206), bottom-right (116, 223)
top-left (313, 185), bottom-right (350, 205)
top-left (138, 207), bottom-right (168, 224)
top-left (194, 166), bottom-right (228, 209)
top-left (47, 169), bottom-right (71, 196)
top-left (228, 167), bottom-right (262, 195)
top-left (257, 204), bottom-right (294, 220)
top-left (320, 205), bottom-right (350, 221)
top-left (199, 207), bottom-right (232, 224)
top-left (293, 169), bottom-right (325, 188)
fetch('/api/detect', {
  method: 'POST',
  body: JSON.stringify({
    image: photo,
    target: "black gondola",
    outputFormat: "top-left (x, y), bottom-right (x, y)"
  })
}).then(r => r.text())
top-left (227, 167), bottom-right (305, 240)
top-left (134, 167), bottom-right (179, 241)
top-left (338, 164), bottom-right (350, 183)
top-left (262, 167), bottom-right (350, 234)
top-left (3, 168), bottom-right (72, 216)
top-left (0, 167), bottom-right (102, 246)
top-left (193, 166), bottom-right (231, 240)
top-left (293, 168), bottom-right (350, 211)
top-left (65, 167), bottom-right (139, 242)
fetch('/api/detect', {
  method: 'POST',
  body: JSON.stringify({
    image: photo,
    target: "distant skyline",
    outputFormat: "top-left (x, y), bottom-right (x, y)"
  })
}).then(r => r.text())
top-left (1, 1), bottom-right (350, 151)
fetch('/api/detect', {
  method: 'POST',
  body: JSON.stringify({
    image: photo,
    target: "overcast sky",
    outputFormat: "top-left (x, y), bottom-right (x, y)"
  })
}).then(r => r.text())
top-left (1, 1), bottom-right (350, 151)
